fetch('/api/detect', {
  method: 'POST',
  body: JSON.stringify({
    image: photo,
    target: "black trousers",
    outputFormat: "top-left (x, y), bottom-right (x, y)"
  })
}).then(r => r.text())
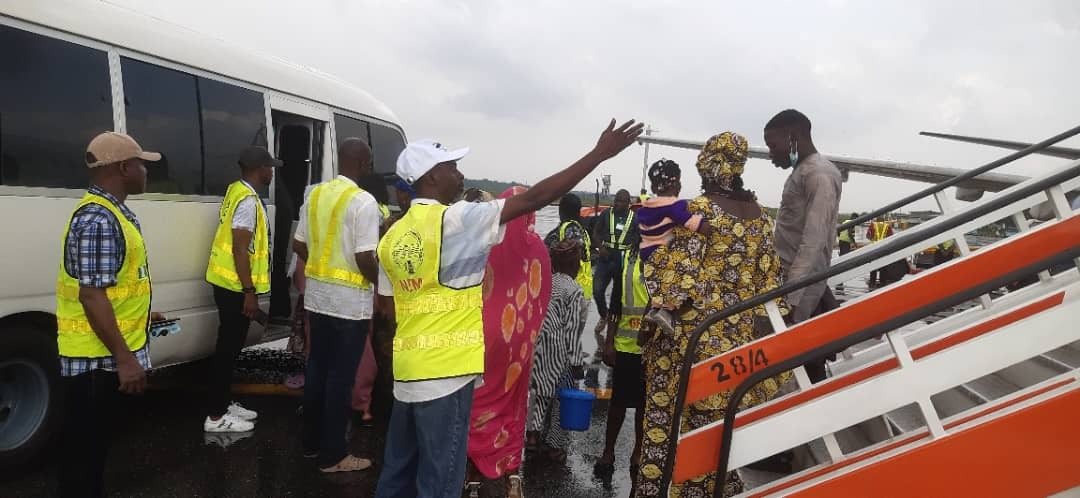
top-left (803, 289), bottom-right (840, 383)
top-left (302, 313), bottom-right (368, 467)
top-left (592, 253), bottom-right (624, 317)
top-left (209, 285), bottom-right (251, 418)
top-left (269, 268), bottom-right (292, 319)
top-left (58, 370), bottom-right (120, 498)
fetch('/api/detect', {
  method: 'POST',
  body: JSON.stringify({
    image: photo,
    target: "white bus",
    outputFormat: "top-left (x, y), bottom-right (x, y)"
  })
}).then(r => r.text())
top-left (0, 0), bottom-right (406, 466)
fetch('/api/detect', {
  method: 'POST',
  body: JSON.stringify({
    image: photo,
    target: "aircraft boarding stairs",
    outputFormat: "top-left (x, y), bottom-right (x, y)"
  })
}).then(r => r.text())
top-left (663, 127), bottom-right (1080, 498)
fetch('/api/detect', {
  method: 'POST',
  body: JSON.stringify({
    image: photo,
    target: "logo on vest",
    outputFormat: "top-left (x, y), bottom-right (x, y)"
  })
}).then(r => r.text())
top-left (398, 277), bottom-right (423, 292)
top-left (391, 230), bottom-right (424, 276)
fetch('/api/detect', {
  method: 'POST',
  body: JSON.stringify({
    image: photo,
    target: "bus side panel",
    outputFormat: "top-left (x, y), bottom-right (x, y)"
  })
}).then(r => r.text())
top-left (0, 194), bottom-right (270, 370)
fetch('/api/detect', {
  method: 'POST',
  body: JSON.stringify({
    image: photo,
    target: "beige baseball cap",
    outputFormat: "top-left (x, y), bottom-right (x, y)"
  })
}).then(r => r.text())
top-left (85, 132), bottom-right (161, 168)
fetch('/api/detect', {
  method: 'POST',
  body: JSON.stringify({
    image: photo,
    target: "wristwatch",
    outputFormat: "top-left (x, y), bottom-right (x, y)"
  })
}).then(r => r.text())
top-left (242, 287), bottom-right (256, 294)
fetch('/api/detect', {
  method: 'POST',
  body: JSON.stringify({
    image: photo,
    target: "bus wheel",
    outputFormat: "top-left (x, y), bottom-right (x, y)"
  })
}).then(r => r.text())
top-left (0, 326), bottom-right (61, 469)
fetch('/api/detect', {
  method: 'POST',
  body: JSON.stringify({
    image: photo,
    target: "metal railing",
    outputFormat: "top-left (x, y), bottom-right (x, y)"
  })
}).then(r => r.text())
top-left (836, 124), bottom-right (1080, 234)
top-left (660, 125), bottom-right (1080, 496)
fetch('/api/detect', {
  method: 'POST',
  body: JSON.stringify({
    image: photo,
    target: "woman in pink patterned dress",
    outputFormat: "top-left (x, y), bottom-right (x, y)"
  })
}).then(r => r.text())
top-left (467, 186), bottom-right (552, 496)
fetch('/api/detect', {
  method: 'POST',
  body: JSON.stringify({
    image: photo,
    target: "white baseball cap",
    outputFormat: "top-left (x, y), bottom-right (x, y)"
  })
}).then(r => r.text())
top-left (396, 139), bottom-right (470, 185)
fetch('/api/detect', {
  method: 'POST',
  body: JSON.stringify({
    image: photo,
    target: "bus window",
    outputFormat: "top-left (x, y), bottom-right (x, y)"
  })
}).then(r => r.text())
top-left (198, 77), bottom-right (266, 197)
top-left (370, 122), bottom-right (405, 206)
top-left (370, 122), bottom-right (405, 177)
top-left (334, 114), bottom-right (371, 154)
top-left (121, 57), bottom-right (202, 195)
top-left (0, 25), bottom-right (112, 189)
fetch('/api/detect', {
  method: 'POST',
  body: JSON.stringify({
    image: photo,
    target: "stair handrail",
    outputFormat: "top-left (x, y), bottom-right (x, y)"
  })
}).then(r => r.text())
top-left (702, 234), bottom-right (1080, 497)
top-left (836, 124), bottom-right (1080, 234)
top-left (660, 151), bottom-right (1080, 494)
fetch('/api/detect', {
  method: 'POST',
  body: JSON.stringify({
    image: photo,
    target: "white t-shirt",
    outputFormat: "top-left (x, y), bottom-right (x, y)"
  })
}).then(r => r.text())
top-left (378, 197), bottom-right (506, 403)
top-left (295, 176), bottom-right (380, 320)
top-left (231, 181), bottom-right (263, 231)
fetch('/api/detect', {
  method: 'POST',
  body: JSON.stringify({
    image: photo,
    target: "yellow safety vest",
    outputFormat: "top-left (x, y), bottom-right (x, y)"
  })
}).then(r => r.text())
top-left (56, 192), bottom-right (151, 358)
top-left (615, 250), bottom-right (647, 355)
top-left (558, 220), bottom-right (593, 297)
top-left (377, 203), bottom-right (484, 381)
top-left (206, 181), bottom-right (270, 293)
top-left (872, 221), bottom-right (891, 242)
top-left (304, 177), bottom-right (371, 289)
top-left (603, 209), bottom-right (636, 251)
top-left (838, 218), bottom-right (855, 244)
top-left (938, 239), bottom-right (956, 254)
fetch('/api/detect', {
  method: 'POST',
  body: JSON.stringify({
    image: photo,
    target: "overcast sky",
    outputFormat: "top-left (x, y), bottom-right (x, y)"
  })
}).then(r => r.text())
top-left (114, 0), bottom-right (1080, 211)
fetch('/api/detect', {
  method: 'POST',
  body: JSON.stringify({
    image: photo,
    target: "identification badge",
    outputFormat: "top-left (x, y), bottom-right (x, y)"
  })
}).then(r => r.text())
top-left (615, 223), bottom-right (625, 231)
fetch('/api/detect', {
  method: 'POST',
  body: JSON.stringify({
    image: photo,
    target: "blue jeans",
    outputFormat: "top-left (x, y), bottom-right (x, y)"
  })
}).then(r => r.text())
top-left (375, 381), bottom-right (475, 498)
top-left (302, 312), bottom-right (368, 468)
top-left (593, 252), bottom-right (624, 317)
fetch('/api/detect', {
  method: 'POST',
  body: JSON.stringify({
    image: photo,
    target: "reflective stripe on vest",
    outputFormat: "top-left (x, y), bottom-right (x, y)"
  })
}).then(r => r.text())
top-left (377, 203), bottom-right (484, 382)
top-left (872, 221), bottom-right (890, 241)
top-left (615, 250), bottom-right (647, 355)
top-left (558, 220), bottom-right (593, 297)
top-left (304, 178), bottom-right (371, 289)
top-left (56, 193), bottom-right (151, 358)
top-left (603, 209), bottom-right (635, 250)
top-left (205, 181), bottom-right (270, 293)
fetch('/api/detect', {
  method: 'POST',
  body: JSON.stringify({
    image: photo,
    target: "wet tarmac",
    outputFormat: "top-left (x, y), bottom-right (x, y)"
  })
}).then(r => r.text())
top-left (1, 358), bottom-right (636, 498)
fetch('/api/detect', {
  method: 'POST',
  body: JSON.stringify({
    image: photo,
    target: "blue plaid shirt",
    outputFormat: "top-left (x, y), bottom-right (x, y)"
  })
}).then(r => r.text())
top-left (59, 186), bottom-right (151, 377)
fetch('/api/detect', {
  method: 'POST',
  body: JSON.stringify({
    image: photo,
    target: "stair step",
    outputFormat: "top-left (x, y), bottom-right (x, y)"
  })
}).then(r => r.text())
top-left (834, 422), bottom-right (875, 454)
top-left (884, 404), bottom-right (925, 434)
top-left (1043, 345), bottom-right (1080, 369)
top-left (964, 374), bottom-right (1021, 401)
top-left (930, 387), bottom-right (984, 419)
top-left (806, 437), bottom-right (831, 466)
top-left (993, 358), bottom-right (1065, 389)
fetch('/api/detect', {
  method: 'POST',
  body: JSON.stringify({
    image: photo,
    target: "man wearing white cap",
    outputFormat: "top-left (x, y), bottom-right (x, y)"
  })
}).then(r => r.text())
top-left (375, 119), bottom-right (643, 497)
top-left (55, 132), bottom-right (161, 497)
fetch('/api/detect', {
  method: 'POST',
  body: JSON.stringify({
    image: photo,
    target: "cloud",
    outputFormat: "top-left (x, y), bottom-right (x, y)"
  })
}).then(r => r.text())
top-left (111, 0), bottom-right (1080, 211)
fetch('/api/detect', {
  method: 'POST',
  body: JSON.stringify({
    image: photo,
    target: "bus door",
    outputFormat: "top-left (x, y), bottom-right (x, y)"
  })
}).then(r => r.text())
top-left (268, 102), bottom-right (329, 322)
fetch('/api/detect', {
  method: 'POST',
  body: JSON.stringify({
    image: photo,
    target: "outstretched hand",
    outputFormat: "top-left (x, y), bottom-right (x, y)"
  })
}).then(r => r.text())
top-left (593, 119), bottom-right (645, 161)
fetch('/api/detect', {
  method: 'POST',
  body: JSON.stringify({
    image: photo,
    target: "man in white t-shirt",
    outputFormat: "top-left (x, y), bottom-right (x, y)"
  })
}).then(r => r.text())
top-left (374, 119), bottom-right (644, 497)
top-left (204, 146), bottom-right (280, 433)
top-left (292, 138), bottom-right (381, 473)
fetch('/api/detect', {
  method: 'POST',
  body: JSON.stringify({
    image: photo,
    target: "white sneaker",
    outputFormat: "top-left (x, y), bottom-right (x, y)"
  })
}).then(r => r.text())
top-left (204, 413), bottom-right (255, 433)
top-left (227, 402), bottom-right (258, 421)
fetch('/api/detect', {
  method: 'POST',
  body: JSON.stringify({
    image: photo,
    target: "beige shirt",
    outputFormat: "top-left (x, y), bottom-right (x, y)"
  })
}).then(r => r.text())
top-left (774, 153), bottom-right (843, 322)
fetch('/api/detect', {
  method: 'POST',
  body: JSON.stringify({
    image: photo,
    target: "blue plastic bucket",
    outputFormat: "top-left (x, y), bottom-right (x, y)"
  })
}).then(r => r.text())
top-left (558, 388), bottom-right (596, 431)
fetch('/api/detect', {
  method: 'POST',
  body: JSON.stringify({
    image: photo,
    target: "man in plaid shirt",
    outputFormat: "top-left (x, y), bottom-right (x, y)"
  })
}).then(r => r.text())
top-left (59, 184), bottom-right (153, 377)
top-left (56, 132), bottom-right (161, 498)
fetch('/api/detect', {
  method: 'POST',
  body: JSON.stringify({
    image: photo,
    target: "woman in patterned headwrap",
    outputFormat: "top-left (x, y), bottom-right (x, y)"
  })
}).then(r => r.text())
top-left (635, 132), bottom-right (791, 497)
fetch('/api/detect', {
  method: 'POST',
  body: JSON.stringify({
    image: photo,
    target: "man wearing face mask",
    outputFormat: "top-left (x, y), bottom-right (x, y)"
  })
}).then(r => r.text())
top-left (764, 109), bottom-right (843, 383)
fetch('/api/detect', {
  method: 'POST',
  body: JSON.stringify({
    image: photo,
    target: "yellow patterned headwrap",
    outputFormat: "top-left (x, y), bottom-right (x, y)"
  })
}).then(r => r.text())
top-left (696, 131), bottom-right (749, 190)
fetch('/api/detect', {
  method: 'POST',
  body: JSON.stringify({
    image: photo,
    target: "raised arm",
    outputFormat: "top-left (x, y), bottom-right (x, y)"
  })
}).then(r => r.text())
top-left (500, 119), bottom-right (643, 224)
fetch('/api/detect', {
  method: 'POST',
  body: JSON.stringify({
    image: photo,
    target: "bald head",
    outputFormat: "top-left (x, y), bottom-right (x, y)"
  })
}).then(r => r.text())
top-left (614, 189), bottom-right (631, 214)
top-left (338, 138), bottom-right (373, 181)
